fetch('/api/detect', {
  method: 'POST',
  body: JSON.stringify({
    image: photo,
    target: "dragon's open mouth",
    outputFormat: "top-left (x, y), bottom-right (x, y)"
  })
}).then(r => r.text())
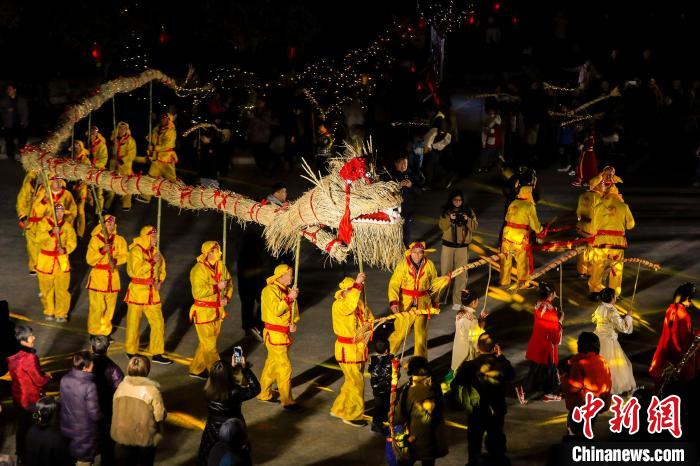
top-left (352, 206), bottom-right (402, 224)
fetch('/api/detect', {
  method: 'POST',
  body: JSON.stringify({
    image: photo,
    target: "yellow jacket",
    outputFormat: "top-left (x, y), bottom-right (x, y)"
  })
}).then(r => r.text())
top-left (148, 122), bottom-right (178, 164)
top-left (332, 286), bottom-right (373, 363)
top-left (261, 282), bottom-right (300, 346)
top-left (388, 256), bottom-right (438, 311)
top-left (16, 172), bottom-right (39, 221)
top-left (189, 260), bottom-right (232, 324)
top-left (90, 134), bottom-right (109, 169)
top-left (34, 218), bottom-right (77, 274)
top-left (591, 194), bottom-right (635, 249)
top-left (86, 225), bottom-right (128, 292)
top-left (74, 141), bottom-right (91, 165)
top-left (501, 188), bottom-right (543, 246)
top-left (576, 191), bottom-right (601, 236)
top-left (111, 131), bottom-right (137, 174)
top-left (125, 235), bottom-right (166, 306)
top-left (31, 186), bottom-right (78, 226)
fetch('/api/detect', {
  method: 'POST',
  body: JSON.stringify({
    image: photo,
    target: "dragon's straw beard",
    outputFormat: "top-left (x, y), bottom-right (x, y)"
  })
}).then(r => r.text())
top-left (350, 222), bottom-right (404, 270)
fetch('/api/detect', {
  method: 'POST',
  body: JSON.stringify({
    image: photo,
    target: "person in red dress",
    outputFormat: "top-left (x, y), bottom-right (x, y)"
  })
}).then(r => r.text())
top-left (649, 282), bottom-right (697, 389)
top-left (516, 282), bottom-right (564, 404)
top-left (573, 128), bottom-right (598, 187)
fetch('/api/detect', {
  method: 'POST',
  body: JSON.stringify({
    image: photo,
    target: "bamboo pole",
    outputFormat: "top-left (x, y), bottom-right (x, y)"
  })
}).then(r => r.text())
top-left (292, 231), bottom-right (302, 321)
top-left (222, 212), bottom-right (227, 265)
top-left (356, 246), bottom-right (368, 314)
top-left (89, 185), bottom-right (114, 269)
top-left (41, 172), bottom-right (63, 251)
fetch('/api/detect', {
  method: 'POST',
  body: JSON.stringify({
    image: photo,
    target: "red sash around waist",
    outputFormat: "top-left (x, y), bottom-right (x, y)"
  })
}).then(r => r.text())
top-left (40, 249), bottom-right (61, 256)
top-left (336, 335), bottom-right (356, 344)
top-left (597, 230), bottom-right (625, 236)
top-left (193, 299), bottom-right (219, 308)
top-left (505, 221), bottom-right (530, 230)
top-left (131, 277), bottom-right (155, 285)
top-left (265, 323), bottom-right (290, 334)
top-left (400, 288), bottom-right (429, 298)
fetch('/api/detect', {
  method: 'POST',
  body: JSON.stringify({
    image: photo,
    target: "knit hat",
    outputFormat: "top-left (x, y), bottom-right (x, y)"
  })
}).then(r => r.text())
top-left (335, 277), bottom-right (357, 299)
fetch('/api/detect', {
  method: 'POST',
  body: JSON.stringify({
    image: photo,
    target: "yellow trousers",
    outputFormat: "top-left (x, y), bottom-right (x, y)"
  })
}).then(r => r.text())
top-left (440, 246), bottom-right (469, 305)
top-left (389, 314), bottom-right (429, 358)
top-left (37, 271), bottom-right (71, 318)
top-left (87, 291), bottom-right (118, 336)
top-left (258, 341), bottom-right (294, 406)
top-left (588, 248), bottom-right (625, 295)
top-left (190, 320), bottom-right (221, 375)
top-left (25, 229), bottom-right (39, 273)
top-left (576, 245), bottom-right (592, 276)
top-left (141, 162), bottom-right (177, 202)
top-left (125, 304), bottom-right (165, 355)
top-left (75, 199), bottom-right (86, 238)
top-left (330, 362), bottom-right (365, 421)
top-left (499, 242), bottom-right (529, 286)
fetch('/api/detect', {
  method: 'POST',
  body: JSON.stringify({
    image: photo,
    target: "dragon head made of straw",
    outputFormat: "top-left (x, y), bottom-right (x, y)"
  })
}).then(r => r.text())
top-left (264, 142), bottom-right (405, 270)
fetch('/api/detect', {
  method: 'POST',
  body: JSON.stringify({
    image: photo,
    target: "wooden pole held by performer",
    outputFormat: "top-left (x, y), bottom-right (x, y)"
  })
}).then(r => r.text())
top-left (41, 171), bottom-right (64, 251)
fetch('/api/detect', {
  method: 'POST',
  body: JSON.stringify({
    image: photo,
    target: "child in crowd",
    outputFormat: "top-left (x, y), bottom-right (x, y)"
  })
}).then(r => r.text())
top-left (369, 338), bottom-right (393, 435)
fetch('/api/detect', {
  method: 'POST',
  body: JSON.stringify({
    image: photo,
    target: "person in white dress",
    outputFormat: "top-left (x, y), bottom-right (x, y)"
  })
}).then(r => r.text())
top-left (592, 287), bottom-right (635, 394)
top-left (451, 289), bottom-right (486, 372)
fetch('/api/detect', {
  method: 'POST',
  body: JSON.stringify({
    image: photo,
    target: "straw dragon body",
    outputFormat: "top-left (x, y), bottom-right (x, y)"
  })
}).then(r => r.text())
top-left (20, 69), bottom-right (405, 270)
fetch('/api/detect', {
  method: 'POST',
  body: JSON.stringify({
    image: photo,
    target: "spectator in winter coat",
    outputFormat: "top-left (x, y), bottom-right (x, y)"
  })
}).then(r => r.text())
top-left (6, 325), bottom-right (51, 463)
top-left (111, 356), bottom-right (166, 466)
top-left (24, 396), bottom-right (74, 466)
top-left (90, 336), bottom-right (123, 466)
top-left (369, 338), bottom-right (393, 435)
top-left (59, 350), bottom-right (102, 464)
top-left (206, 418), bottom-right (252, 466)
top-left (382, 155), bottom-right (418, 245)
top-left (0, 84), bottom-right (29, 160)
top-left (561, 332), bottom-right (612, 439)
top-left (198, 358), bottom-right (261, 466)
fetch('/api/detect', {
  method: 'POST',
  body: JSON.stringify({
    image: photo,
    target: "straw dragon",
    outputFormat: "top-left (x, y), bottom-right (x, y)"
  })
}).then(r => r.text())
top-left (20, 69), bottom-right (405, 270)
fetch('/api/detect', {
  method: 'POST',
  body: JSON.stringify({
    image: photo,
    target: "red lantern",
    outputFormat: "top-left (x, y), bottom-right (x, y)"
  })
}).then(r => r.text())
top-left (288, 46), bottom-right (297, 61)
top-left (90, 42), bottom-right (102, 61)
top-left (512, 16), bottom-right (519, 24)
top-left (159, 27), bottom-right (169, 45)
top-left (493, 2), bottom-right (501, 12)
top-left (468, 15), bottom-right (476, 25)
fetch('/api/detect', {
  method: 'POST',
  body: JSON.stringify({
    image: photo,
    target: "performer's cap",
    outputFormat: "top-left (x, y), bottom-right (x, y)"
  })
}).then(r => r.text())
top-left (54, 203), bottom-right (64, 211)
top-left (338, 277), bottom-right (355, 290)
top-left (104, 215), bottom-right (116, 224)
top-left (140, 225), bottom-right (156, 237)
top-left (405, 241), bottom-right (435, 256)
top-left (267, 264), bottom-right (292, 285)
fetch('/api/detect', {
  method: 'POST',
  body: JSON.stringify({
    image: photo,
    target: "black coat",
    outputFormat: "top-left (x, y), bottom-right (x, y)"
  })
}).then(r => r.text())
top-left (383, 167), bottom-right (417, 217)
top-left (24, 423), bottom-right (74, 466)
top-left (0, 300), bottom-right (18, 376)
top-left (197, 368), bottom-right (261, 466)
top-left (369, 354), bottom-right (393, 396)
top-left (91, 354), bottom-right (123, 418)
top-left (453, 353), bottom-right (515, 416)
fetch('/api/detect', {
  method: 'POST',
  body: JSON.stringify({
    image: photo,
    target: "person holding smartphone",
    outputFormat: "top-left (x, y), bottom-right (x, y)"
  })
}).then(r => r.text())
top-left (197, 352), bottom-right (260, 466)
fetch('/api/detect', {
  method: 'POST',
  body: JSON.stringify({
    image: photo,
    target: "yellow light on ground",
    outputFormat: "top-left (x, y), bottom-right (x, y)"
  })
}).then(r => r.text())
top-left (538, 413), bottom-right (568, 426)
top-left (167, 411), bottom-right (206, 431)
top-left (566, 336), bottom-right (578, 354)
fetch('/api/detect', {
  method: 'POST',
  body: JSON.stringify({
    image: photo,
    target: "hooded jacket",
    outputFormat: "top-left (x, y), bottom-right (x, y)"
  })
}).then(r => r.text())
top-left (148, 114), bottom-right (178, 164)
top-left (6, 346), bottom-right (50, 409)
top-left (125, 227), bottom-right (166, 305)
top-left (189, 241), bottom-right (232, 324)
top-left (86, 222), bottom-right (128, 292)
top-left (590, 193), bottom-right (635, 249)
top-left (89, 132), bottom-right (109, 169)
top-left (111, 122), bottom-right (137, 174)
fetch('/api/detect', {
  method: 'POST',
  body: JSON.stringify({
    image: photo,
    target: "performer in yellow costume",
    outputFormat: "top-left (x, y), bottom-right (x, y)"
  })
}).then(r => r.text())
top-left (71, 140), bottom-right (92, 237)
top-left (330, 273), bottom-right (373, 427)
top-left (124, 226), bottom-right (172, 364)
top-left (387, 242), bottom-right (438, 358)
top-left (35, 204), bottom-right (77, 322)
top-left (576, 166), bottom-right (622, 277)
top-left (104, 121), bottom-right (137, 211)
top-left (257, 264), bottom-right (300, 409)
top-left (16, 170), bottom-right (41, 274)
top-left (85, 215), bottom-right (128, 336)
top-left (188, 241), bottom-right (232, 378)
top-left (138, 113), bottom-right (178, 203)
top-left (499, 184), bottom-right (543, 288)
top-left (588, 190), bottom-right (635, 297)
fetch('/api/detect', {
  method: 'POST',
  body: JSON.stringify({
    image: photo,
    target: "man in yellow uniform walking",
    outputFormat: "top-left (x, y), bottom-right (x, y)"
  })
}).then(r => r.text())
top-left (189, 241), bottom-right (232, 379)
top-left (588, 190), bottom-right (635, 298)
top-left (576, 166), bottom-right (622, 277)
top-left (22, 176), bottom-right (77, 274)
top-left (499, 183), bottom-right (543, 288)
top-left (137, 113), bottom-right (178, 203)
top-left (71, 140), bottom-right (92, 237)
top-left (16, 170), bottom-right (41, 274)
top-left (34, 204), bottom-right (77, 323)
top-left (85, 215), bottom-right (128, 336)
top-left (330, 273), bottom-right (373, 427)
top-left (104, 121), bottom-right (137, 211)
top-left (124, 226), bottom-right (172, 364)
top-left (387, 242), bottom-right (438, 358)
top-left (257, 264), bottom-right (300, 410)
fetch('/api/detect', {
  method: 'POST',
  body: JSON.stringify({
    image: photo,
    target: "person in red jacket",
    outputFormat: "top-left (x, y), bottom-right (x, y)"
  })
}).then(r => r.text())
top-left (561, 332), bottom-right (612, 438)
top-left (649, 282), bottom-right (698, 389)
top-left (6, 325), bottom-right (51, 462)
top-left (572, 128), bottom-right (598, 187)
top-left (516, 282), bottom-right (563, 404)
